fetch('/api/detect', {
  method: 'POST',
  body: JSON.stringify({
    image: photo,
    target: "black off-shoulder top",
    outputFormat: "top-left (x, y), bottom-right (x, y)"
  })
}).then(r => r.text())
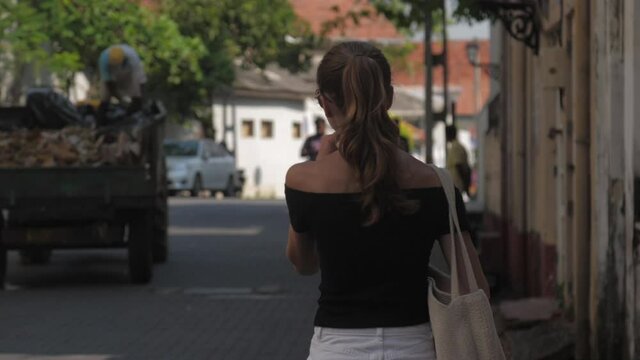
top-left (285, 185), bottom-right (470, 328)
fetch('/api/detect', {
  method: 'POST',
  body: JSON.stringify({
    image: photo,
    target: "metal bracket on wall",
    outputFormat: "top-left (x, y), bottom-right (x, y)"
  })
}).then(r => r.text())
top-left (473, 0), bottom-right (541, 54)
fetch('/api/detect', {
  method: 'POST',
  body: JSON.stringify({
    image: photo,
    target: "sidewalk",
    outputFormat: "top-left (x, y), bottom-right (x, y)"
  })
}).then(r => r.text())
top-left (495, 297), bottom-right (575, 360)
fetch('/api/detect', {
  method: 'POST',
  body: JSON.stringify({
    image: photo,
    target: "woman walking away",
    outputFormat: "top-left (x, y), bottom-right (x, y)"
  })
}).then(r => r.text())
top-left (284, 41), bottom-right (490, 360)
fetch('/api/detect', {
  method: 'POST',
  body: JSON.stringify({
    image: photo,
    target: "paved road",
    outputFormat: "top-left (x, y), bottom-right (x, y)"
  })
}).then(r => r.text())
top-left (0, 198), bottom-right (318, 360)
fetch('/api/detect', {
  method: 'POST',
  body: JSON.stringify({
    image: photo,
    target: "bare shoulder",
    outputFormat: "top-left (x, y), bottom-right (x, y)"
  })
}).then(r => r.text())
top-left (286, 152), bottom-right (356, 193)
top-left (285, 161), bottom-right (317, 190)
top-left (397, 152), bottom-right (441, 189)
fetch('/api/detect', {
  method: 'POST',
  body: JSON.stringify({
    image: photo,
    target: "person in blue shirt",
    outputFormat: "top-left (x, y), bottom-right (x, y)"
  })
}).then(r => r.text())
top-left (98, 44), bottom-right (147, 114)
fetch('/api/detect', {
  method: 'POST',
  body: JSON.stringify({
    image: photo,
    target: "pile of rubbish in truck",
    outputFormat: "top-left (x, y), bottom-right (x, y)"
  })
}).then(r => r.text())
top-left (0, 127), bottom-right (140, 167)
top-left (0, 89), bottom-right (153, 168)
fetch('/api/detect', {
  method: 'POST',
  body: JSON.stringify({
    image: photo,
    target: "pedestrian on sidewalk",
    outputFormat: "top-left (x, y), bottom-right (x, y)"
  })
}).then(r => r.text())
top-left (284, 41), bottom-right (489, 360)
top-left (445, 124), bottom-right (471, 195)
top-left (301, 117), bottom-right (327, 161)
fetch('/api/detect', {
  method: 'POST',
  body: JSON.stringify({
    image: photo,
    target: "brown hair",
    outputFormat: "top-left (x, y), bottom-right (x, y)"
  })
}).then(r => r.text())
top-left (317, 41), bottom-right (417, 224)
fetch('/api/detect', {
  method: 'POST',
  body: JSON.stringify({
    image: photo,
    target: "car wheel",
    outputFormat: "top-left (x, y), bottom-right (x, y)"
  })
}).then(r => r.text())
top-left (0, 217), bottom-right (5, 290)
top-left (223, 176), bottom-right (236, 198)
top-left (190, 174), bottom-right (203, 197)
top-left (153, 185), bottom-right (168, 264)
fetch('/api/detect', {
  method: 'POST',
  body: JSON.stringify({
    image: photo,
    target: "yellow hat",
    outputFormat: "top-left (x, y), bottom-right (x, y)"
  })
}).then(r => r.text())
top-left (108, 46), bottom-right (125, 66)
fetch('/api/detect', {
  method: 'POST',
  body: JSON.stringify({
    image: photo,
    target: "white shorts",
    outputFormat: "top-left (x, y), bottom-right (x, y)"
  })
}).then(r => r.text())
top-left (307, 323), bottom-right (436, 360)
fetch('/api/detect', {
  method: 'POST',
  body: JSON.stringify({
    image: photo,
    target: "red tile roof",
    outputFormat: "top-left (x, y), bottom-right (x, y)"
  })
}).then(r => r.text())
top-left (290, 0), bottom-right (402, 40)
top-left (392, 40), bottom-right (491, 116)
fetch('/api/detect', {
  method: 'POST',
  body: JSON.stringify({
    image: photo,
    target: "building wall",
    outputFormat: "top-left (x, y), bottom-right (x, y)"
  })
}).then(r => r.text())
top-left (486, 0), bottom-right (640, 357)
top-left (212, 96), bottom-right (324, 199)
top-left (484, 24), bottom-right (503, 220)
top-left (625, 0), bottom-right (640, 355)
top-left (483, 0), bottom-right (587, 300)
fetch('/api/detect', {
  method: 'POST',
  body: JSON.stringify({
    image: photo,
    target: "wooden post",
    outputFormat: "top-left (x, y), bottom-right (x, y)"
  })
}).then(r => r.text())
top-left (590, 0), bottom-right (628, 357)
top-left (623, 0), bottom-right (639, 357)
top-left (572, 0), bottom-right (592, 357)
top-left (424, 9), bottom-right (433, 163)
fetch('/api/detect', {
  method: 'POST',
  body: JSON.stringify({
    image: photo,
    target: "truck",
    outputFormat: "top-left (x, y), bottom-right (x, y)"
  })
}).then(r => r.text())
top-left (0, 101), bottom-right (168, 288)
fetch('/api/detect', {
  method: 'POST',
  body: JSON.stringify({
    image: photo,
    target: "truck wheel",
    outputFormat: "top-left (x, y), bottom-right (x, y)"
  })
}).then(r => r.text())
top-left (191, 174), bottom-right (203, 197)
top-left (154, 154), bottom-right (169, 263)
top-left (152, 223), bottom-right (168, 263)
top-left (0, 246), bottom-right (5, 290)
top-left (0, 219), bottom-right (5, 290)
top-left (19, 249), bottom-right (52, 265)
top-left (128, 212), bottom-right (153, 284)
top-left (152, 193), bottom-right (168, 264)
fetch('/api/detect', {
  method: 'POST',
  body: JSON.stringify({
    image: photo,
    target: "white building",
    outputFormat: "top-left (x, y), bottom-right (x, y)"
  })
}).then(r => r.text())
top-left (211, 65), bottom-right (324, 199)
top-left (211, 62), bottom-right (427, 199)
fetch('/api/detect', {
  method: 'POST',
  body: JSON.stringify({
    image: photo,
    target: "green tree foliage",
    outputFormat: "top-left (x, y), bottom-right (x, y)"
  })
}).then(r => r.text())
top-left (156, 0), bottom-right (319, 121)
top-left (160, 0), bottom-right (317, 93)
top-left (0, 1), bottom-right (82, 103)
top-left (0, 0), bottom-right (205, 110)
top-left (370, 0), bottom-right (443, 33)
top-left (370, 0), bottom-right (492, 34)
top-left (1, 0), bottom-right (317, 118)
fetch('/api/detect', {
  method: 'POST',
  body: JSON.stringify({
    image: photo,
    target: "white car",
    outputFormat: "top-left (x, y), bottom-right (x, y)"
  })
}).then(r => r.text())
top-left (164, 139), bottom-right (241, 197)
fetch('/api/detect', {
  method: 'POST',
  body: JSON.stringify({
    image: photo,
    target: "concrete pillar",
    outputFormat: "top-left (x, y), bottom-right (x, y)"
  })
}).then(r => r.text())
top-left (623, 0), bottom-right (640, 357)
top-left (572, 0), bottom-right (591, 357)
top-left (505, 38), bottom-right (528, 294)
top-left (590, 0), bottom-right (628, 358)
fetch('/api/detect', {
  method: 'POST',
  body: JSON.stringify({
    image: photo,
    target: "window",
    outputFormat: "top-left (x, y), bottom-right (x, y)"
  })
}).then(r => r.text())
top-left (210, 142), bottom-right (230, 157)
top-left (261, 120), bottom-right (274, 139)
top-left (205, 141), bottom-right (218, 158)
top-left (203, 141), bottom-right (214, 158)
top-left (292, 122), bottom-right (302, 139)
top-left (241, 120), bottom-right (254, 138)
top-left (163, 140), bottom-right (199, 156)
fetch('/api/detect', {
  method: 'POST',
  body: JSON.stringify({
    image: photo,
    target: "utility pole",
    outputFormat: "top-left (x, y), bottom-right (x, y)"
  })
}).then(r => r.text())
top-left (424, 0), bottom-right (448, 164)
top-left (424, 7), bottom-right (434, 163)
top-left (441, 0), bottom-right (448, 125)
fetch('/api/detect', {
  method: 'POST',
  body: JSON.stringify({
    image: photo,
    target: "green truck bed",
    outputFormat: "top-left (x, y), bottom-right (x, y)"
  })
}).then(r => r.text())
top-left (0, 102), bottom-right (168, 285)
top-left (0, 167), bottom-right (155, 206)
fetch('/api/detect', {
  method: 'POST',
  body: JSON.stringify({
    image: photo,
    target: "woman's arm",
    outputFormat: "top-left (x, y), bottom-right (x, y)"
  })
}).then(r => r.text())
top-left (286, 226), bottom-right (319, 275)
top-left (438, 232), bottom-right (490, 298)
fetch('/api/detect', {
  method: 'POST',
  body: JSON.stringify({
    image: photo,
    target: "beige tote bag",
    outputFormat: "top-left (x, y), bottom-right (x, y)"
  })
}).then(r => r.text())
top-left (427, 165), bottom-right (505, 360)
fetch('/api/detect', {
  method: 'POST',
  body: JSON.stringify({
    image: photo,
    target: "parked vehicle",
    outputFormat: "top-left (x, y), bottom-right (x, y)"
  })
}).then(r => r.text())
top-left (164, 139), bottom-right (242, 197)
top-left (0, 102), bottom-right (168, 287)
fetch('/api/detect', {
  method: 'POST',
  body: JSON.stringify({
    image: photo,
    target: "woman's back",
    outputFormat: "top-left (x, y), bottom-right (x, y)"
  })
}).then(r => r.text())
top-left (285, 41), bottom-right (488, 359)
top-left (285, 149), bottom-right (469, 328)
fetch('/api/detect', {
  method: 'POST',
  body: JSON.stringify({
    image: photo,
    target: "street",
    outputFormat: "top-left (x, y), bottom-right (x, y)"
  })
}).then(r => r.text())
top-left (0, 199), bottom-right (317, 360)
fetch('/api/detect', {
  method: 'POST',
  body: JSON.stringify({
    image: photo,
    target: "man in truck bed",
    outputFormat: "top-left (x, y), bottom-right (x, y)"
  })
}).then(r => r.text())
top-left (98, 44), bottom-right (147, 116)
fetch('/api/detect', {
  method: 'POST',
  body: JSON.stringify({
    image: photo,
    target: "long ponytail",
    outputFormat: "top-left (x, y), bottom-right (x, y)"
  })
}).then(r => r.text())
top-left (317, 42), bottom-right (418, 224)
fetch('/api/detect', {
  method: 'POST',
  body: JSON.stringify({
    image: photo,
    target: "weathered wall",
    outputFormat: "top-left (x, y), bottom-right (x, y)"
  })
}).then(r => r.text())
top-left (572, 0), bottom-right (592, 357)
top-left (623, 0), bottom-right (640, 357)
top-left (488, 0), bottom-right (640, 357)
top-left (590, 0), bottom-right (628, 358)
top-left (493, 4), bottom-right (570, 298)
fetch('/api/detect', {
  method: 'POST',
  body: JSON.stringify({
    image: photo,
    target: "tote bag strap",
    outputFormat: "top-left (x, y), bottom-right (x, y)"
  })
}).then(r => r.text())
top-left (428, 164), bottom-right (479, 298)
